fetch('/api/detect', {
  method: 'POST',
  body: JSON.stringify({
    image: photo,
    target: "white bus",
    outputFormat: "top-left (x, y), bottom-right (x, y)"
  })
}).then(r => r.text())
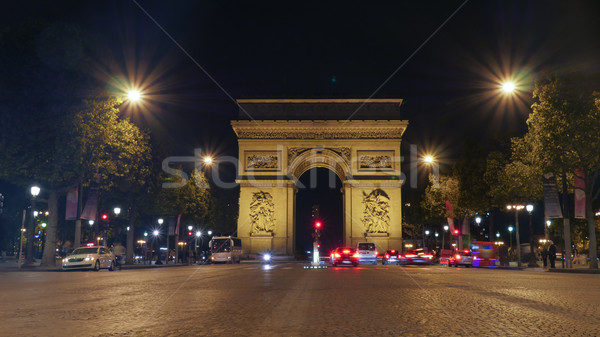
top-left (209, 236), bottom-right (242, 263)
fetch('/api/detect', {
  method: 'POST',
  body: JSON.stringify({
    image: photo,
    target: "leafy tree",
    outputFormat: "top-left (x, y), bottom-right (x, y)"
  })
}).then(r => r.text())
top-left (0, 23), bottom-right (152, 267)
top-left (154, 169), bottom-right (213, 229)
top-left (422, 173), bottom-right (462, 225)
top-left (514, 76), bottom-right (600, 269)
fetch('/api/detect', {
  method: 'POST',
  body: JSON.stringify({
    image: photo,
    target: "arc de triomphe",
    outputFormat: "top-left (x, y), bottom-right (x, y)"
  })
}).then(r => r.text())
top-left (231, 99), bottom-right (408, 256)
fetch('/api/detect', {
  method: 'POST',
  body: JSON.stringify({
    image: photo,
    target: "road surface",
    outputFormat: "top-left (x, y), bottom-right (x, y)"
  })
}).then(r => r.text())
top-left (1, 263), bottom-right (599, 336)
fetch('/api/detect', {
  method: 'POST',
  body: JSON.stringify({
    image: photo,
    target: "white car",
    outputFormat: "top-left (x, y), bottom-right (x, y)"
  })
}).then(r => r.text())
top-left (356, 242), bottom-right (378, 265)
top-left (62, 246), bottom-right (116, 271)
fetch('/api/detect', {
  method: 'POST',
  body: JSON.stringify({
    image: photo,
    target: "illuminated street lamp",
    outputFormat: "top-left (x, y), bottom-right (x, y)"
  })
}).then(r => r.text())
top-left (113, 207), bottom-right (121, 216)
top-left (545, 220), bottom-right (551, 240)
top-left (25, 186), bottom-right (41, 266)
top-left (507, 204), bottom-right (524, 268)
top-left (525, 204), bottom-right (537, 267)
top-left (127, 89), bottom-right (142, 102)
top-left (203, 156), bottom-right (213, 165)
top-left (508, 225), bottom-right (514, 264)
top-left (442, 225), bottom-right (449, 249)
top-left (158, 218), bottom-right (164, 225)
top-left (501, 81), bottom-right (516, 93)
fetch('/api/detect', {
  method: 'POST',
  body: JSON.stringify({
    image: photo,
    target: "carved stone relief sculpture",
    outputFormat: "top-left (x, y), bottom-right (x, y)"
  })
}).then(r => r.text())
top-left (361, 189), bottom-right (391, 233)
top-left (250, 191), bottom-right (276, 235)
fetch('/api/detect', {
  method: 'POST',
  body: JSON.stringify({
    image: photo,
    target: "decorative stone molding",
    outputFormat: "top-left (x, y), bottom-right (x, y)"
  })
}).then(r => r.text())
top-left (357, 150), bottom-right (394, 170)
top-left (249, 191), bottom-right (276, 235)
top-left (231, 120), bottom-right (408, 140)
top-left (361, 189), bottom-right (391, 234)
top-left (245, 151), bottom-right (280, 171)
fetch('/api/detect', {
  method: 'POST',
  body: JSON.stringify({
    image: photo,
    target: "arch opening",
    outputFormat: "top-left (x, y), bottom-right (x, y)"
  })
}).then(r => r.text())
top-left (294, 168), bottom-right (343, 259)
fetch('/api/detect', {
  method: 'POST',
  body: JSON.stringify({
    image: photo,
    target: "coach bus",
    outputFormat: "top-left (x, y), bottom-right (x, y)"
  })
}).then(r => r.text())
top-left (209, 236), bottom-right (242, 263)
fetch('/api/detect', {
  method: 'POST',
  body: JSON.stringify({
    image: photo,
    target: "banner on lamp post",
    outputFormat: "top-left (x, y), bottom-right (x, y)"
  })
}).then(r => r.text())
top-left (65, 187), bottom-right (78, 220)
top-left (543, 172), bottom-right (562, 219)
top-left (445, 200), bottom-right (455, 232)
top-left (574, 169), bottom-right (585, 219)
top-left (80, 187), bottom-right (99, 221)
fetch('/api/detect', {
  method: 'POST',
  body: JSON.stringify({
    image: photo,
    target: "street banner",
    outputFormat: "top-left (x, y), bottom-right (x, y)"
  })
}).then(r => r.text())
top-left (574, 169), bottom-right (585, 219)
top-left (543, 172), bottom-right (562, 219)
top-left (65, 187), bottom-right (78, 220)
top-left (168, 216), bottom-right (175, 236)
top-left (81, 186), bottom-right (99, 221)
top-left (445, 200), bottom-right (455, 232)
top-left (175, 214), bottom-right (182, 236)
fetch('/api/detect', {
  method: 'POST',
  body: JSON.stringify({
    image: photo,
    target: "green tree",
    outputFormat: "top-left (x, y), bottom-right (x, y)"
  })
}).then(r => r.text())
top-left (154, 169), bottom-right (213, 229)
top-left (515, 76), bottom-right (600, 269)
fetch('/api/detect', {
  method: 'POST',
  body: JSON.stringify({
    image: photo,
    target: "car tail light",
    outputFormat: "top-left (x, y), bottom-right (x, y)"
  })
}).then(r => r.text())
top-left (343, 249), bottom-right (351, 254)
top-left (406, 254), bottom-right (417, 258)
top-left (334, 253), bottom-right (341, 258)
top-left (385, 254), bottom-right (390, 259)
top-left (423, 254), bottom-right (433, 259)
top-left (397, 255), bottom-right (402, 259)
top-left (352, 252), bottom-right (359, 258)
top-left (375, 250), bottom-right (378, 255)
top-left (455, 254), bottom-right (461, 259)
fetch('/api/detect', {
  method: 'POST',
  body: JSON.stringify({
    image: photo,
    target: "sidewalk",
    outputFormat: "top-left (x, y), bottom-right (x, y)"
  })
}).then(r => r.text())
top-left (0, 256), bottom-right (192, 272)
top-left (502, 260), bottom-right (600, 274)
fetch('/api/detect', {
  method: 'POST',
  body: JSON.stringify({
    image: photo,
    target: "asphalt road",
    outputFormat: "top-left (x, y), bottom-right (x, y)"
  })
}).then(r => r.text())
top-left (1, 263), bottom-right (599, 337)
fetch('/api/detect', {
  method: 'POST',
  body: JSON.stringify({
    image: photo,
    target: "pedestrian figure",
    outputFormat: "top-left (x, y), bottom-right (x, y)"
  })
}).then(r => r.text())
top-left (548, 242), bottom-right (557, 268)
top-left (541, 244), bottom-right (548, 268)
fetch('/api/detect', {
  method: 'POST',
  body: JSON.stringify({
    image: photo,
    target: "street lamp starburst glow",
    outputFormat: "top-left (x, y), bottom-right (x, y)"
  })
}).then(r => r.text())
top-left (127, 90), bottom-right (142, 102)
top-left (501, 81), bottom-right (516, 93)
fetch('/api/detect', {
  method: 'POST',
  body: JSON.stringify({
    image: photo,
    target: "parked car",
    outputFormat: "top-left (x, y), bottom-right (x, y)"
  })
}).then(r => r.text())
top-left (382, 249), bottom-right (402, 265)
top-left (448, 249), bottom-right (473, 267)
top-left (330, 247), bottom-right (359, 267)
top-left (399, 248), bottom-right (434, 265)
top-left (356, 242), bottom-right (378, 265)
top-left (62, 246), bottom-right (116, 271)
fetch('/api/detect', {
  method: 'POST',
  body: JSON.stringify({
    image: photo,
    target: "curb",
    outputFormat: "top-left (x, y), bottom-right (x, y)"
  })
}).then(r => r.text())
top-left (547, 268), bottom-right (600, 274)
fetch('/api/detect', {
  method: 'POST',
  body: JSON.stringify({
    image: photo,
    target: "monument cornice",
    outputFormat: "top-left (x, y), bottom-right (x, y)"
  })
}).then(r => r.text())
top-left (231, 120), bottom-right (408, 140)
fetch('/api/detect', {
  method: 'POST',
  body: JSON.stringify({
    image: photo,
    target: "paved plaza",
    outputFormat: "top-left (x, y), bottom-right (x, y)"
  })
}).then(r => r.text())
top-left (1, 262), bottom-right (599, 336)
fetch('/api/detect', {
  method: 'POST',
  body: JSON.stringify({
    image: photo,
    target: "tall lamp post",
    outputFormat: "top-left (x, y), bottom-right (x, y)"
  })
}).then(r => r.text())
top-left (113, 207), bottom-right (121, 245)
top-left (508, 226), bottom-right (514, 262)
top-left (25, 186), bottom-right (41, 266)
top-left (443, 225), bottom-right (449, 249)
top-left (545, 220), bottom-right (551, 241)
top-left (475, 216), bottom-right (481, 242)
top-left (526, 204), bottom-right (538, 267)
top-left (507, 204), bottom-right (524, 268)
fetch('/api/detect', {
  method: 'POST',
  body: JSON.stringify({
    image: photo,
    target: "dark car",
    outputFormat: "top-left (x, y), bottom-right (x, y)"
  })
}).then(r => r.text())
top-left (399, 249), bottom-right (434, 265)
top-left (330, 247), bottom-right (359, 267)
top-left (382, 249), bottom-right (401, 265)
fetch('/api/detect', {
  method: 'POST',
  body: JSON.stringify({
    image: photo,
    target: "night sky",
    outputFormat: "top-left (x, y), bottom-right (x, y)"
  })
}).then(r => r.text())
top-left (3, 1), bottom-right (600, 246)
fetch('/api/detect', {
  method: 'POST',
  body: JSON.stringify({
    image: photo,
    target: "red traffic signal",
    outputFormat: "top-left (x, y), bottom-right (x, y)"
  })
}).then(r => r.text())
top-left (101, 214), bottom-right (109, 221)
top-left (453, 229), bottom-right (459, 235)
top-left (188, 231), bottom-right (193, 237)
top-left (315, 221), bottom-right (322, 229)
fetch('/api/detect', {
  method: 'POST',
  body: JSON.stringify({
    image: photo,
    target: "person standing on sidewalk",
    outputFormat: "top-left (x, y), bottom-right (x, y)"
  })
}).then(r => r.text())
top-left (541, 244), bottom-right (549, 269)
top-left (548, 242), bottom-right (557, 268)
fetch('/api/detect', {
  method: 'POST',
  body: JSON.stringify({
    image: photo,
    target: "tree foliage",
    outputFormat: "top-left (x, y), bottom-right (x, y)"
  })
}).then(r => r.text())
top-left (0, 23), bottom-right (152, 266)
top-left (509, 76), bottom-right (600, 268)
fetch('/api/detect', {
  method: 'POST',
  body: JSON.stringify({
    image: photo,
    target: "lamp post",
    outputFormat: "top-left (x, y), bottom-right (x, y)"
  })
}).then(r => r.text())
top-left (152, 229), bottom-right (160, 264)
top-left (443, 225), bottom-right (449, 250)
top-left (526, 204), bottom-right (538, 267)
top-left (88, 220), bottom-right (94, 243)
top-left (475, 216), bottom-right (481, 242)
top-left (25, 186), bottom-right (41, 266)
top-left (508, 226), bottom-right (514, 262)
top-left (545, 220), bottom-right (551, 241)
top-left (195, 230), bottom-right (202, 264)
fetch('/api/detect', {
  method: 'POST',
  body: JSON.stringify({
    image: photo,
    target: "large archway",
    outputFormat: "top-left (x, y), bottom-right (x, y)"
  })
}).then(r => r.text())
top-left (231, 99), bottom-right (408, 256)
top-left (295, 168), bottom-right (343, 257)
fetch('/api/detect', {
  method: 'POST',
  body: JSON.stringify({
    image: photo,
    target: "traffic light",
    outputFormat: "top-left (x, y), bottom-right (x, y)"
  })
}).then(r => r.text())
top-left (188, 231), bottom-right (193, 237)
top-left (101, 213), bottom-right (109, 221)
top-left (315, 221), bottom-right (322, 229)
top-left (453, 229), bottom-right (459, 235)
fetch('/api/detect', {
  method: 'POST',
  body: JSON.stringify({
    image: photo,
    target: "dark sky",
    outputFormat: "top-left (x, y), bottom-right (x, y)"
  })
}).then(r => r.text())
top-left (4, 1), bottom-right (600, 168)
